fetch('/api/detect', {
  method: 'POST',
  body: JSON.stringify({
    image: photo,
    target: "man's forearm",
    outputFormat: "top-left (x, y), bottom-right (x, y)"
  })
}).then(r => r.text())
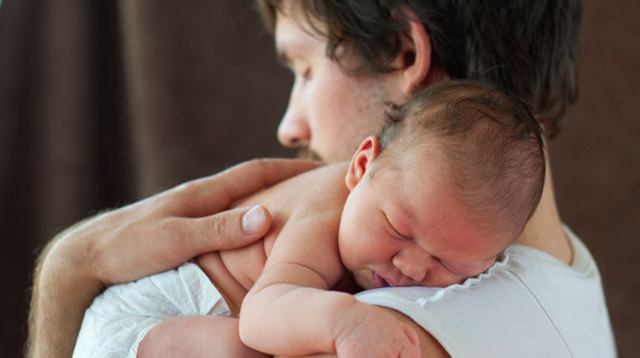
top-left (27, 229), bottom-right (103, 358)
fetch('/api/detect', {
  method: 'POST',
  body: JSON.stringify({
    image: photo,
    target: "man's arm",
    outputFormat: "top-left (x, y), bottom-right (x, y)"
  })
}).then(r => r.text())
top-left (27, 159), bottom-right (320, 358)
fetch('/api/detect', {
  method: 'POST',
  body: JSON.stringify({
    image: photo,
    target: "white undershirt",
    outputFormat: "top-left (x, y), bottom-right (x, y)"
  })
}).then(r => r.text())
top-left (356, 226), bottom-right (617, 358)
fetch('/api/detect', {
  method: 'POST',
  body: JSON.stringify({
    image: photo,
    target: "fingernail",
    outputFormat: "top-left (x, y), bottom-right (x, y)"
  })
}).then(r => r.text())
top-left (242, 205), bottom-right (265, 235)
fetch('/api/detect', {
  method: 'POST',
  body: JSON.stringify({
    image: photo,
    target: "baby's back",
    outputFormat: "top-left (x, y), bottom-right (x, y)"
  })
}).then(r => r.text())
top-left (74, 163), bottom-right (350, 356)
top-left (196, 163), bottom-right (350, 315)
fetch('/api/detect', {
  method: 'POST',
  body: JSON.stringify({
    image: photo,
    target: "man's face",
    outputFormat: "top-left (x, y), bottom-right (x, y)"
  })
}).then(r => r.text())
top-left (274, 11), bottom-right (396, 162)
top-left (338, 143), bottom-right (506, 288)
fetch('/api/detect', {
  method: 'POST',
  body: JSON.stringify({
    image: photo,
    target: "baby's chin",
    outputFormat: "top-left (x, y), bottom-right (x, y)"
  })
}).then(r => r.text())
top-left (349, 270), bottom-right (376, 290)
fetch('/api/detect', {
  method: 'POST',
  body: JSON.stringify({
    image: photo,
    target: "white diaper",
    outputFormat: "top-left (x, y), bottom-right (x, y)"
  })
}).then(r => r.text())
top-left (73, 262), bottom-right (229, 358)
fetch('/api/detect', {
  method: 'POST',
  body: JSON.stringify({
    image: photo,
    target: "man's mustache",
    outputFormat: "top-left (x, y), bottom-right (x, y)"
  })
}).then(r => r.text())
top-left (297, 147), bottom-right (323, 161)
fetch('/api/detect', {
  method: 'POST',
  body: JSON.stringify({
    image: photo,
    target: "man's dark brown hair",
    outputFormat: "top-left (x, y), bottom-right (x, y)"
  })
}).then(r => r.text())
top-left (256, 0), bottom-right (583, 138)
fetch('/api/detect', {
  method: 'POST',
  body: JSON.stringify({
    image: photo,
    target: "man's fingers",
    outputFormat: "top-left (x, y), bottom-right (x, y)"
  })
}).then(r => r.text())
top-left (100, 159), bottom-right (318, 282)
top-left (173, 159), bottom-right (321, 217)
top-left (176, 205), bottom-right (272, 257)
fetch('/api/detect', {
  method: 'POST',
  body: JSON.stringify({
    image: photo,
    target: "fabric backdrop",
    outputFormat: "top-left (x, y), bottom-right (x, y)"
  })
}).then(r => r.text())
top-left (0, 1), bottom-right (638, 357)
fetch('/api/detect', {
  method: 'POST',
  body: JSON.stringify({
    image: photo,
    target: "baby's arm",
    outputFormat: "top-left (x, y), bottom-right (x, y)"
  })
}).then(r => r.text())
top-left (138, 316), bottom-right (266, 358)
top-left (239, 211), bottom-right (420, 357)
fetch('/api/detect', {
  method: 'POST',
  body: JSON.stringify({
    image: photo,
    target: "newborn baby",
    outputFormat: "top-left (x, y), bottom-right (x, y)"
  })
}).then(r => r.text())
top-left (74, 80), bottom-right (545, 357)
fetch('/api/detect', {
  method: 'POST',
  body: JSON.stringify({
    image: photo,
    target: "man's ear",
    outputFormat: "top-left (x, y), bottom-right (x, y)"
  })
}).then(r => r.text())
top-left (391, 8), bottom-right (437, 96)
top-left (345, 136), bottom-right (381, 191)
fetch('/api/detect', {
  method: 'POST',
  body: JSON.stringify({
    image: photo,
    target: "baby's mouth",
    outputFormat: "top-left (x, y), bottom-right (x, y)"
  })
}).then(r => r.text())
top-left (372, 272), bottom-right (392, 288)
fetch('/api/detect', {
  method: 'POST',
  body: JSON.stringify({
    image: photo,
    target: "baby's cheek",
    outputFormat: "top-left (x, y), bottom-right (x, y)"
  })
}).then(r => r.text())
top-left (476, 257), bottom-right (498, 274)
top-left (338, 232), bottom-right (364, 267)
top-left (430, 266), bottom-right (464, 287)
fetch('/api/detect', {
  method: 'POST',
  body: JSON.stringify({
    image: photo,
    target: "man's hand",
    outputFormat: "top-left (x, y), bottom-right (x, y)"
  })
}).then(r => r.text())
top-left (333, 303), bottom-right (420, 358)
top-left (27, 158), bottom-right (320, 358)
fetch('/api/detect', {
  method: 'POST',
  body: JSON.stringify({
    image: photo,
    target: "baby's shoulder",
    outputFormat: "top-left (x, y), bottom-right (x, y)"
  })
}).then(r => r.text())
top-left (289, 163), bottom-right (350, 211)
top-left (262, 163), bottom-right (349, 262)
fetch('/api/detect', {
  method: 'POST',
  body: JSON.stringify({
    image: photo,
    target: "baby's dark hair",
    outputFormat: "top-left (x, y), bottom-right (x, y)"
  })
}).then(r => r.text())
top-left (379, 80), bottom-right (545, 239)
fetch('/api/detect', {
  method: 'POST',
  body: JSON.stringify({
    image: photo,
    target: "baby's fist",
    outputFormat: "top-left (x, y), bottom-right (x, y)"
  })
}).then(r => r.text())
top-left (334, 304), bottom-right (420, 358)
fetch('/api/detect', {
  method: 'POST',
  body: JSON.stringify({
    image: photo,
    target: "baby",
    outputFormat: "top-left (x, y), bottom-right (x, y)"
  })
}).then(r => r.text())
top-left (73, 80), bottom-right (545, 357)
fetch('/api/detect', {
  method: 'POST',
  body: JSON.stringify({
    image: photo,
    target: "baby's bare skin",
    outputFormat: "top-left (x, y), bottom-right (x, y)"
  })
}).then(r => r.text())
top-left (139, 163), bottom-right (378, 357)
top-left (196, 163), bottom-right (353, 315)
top-left (140, 158), bottom-right (424, 357)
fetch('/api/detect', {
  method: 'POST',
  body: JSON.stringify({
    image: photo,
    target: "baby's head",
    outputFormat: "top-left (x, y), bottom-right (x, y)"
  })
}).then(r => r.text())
top-left (338, 80), bottom-right (545, 289)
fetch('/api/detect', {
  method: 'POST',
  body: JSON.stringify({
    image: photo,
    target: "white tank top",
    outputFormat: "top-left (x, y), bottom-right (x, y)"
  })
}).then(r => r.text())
top-left (355, 226), bottom-right (616, 358)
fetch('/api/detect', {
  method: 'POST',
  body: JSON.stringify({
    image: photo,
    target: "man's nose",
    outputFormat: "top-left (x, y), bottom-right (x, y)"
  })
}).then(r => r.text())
top-left (392, 249), bottom-right (430, 283)
top-left (277, 105), bottom-right (310, 148)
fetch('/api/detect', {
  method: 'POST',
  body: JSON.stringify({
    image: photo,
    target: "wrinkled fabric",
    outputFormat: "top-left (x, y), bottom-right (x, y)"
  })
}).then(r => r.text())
top-left (73, 262), bottom-right (229, 358)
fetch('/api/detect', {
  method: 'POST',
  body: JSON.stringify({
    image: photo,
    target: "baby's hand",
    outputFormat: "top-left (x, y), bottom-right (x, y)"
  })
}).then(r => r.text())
top-left (333, 303), bottom-right (420, 358)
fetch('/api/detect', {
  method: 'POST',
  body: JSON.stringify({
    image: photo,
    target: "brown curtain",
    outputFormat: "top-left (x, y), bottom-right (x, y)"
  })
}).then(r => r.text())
top-left (0, 1), bottom-right (290, 355)
top-left (0, 0), bottom-right (638, 356)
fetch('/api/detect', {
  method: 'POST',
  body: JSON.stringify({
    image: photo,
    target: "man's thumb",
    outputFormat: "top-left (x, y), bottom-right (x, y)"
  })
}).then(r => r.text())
top-left (241, 205), bottom-right (270, 235)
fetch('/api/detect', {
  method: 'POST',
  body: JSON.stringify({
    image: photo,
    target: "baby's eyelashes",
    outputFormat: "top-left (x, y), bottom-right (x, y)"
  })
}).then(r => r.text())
top-left (382, 211), bottom-right (411, 240)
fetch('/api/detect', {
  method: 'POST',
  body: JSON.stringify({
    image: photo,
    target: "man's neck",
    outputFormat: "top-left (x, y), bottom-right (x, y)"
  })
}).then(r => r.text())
top-left (513, 156), bottom-right (573, 265)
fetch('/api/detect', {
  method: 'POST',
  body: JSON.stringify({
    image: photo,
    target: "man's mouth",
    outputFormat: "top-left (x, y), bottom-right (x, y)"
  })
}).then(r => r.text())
top-left (372, 272), bottom-right (392, 288)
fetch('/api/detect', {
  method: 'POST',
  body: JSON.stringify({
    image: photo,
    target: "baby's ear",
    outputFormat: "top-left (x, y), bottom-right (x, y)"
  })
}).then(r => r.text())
top-left (345, 136), bottom-right (381, 191)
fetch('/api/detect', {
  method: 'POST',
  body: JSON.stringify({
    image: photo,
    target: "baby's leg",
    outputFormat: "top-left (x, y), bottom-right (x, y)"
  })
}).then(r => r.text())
top-left (138, 316), bottom-right (267, 358)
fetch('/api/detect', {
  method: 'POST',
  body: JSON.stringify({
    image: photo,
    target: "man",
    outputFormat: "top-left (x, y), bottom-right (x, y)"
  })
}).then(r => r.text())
top-left (28, 1), bottom-right (615, 357)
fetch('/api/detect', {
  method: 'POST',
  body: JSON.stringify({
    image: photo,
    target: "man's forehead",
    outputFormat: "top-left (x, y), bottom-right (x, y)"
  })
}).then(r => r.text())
top-left (274, 9), bottom-right (326, 56)
top-left (274, 22), bottom-right (309, 66)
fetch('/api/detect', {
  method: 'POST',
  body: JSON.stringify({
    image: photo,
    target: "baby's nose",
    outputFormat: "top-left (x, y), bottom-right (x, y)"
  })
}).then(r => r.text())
top-left (392, 251), bottom-right (429, 283)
